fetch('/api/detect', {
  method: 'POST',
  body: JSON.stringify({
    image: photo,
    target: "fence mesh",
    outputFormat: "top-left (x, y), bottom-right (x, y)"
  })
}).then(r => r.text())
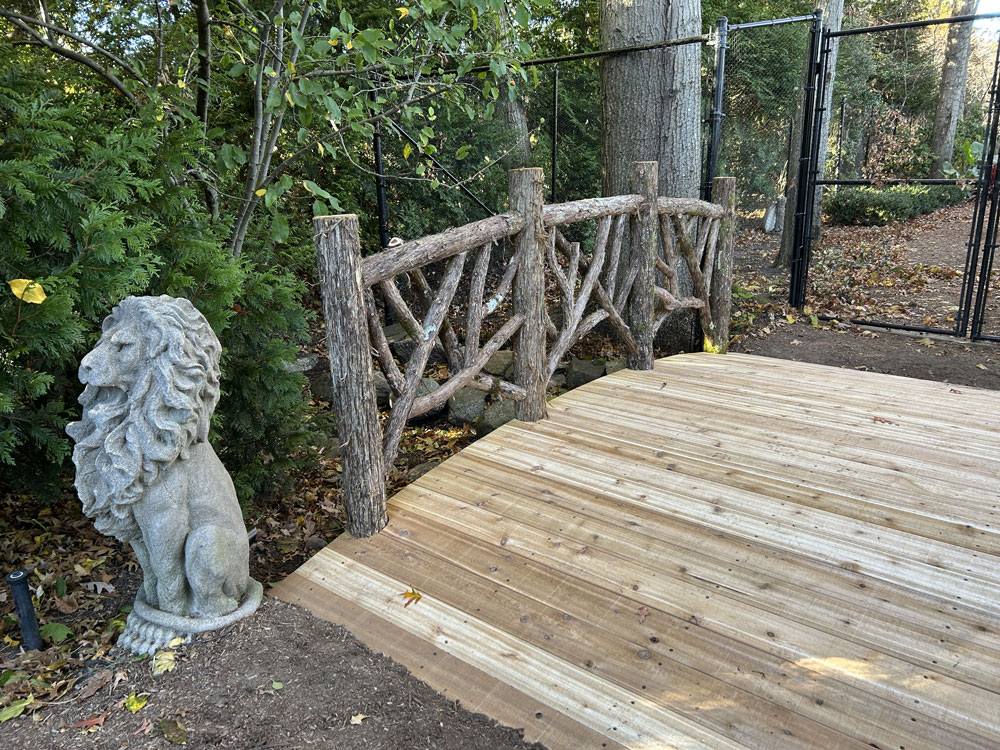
top-left (715, 21), bottom-right (812, 224)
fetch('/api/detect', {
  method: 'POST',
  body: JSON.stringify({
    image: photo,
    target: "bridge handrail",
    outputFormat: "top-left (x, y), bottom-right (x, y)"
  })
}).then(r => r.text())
top-left (313, 163), bottom-right (735, 537)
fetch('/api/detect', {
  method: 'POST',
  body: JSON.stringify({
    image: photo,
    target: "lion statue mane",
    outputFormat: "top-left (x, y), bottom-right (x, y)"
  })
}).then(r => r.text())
top-left (67, 295), bottom-right (261, 655)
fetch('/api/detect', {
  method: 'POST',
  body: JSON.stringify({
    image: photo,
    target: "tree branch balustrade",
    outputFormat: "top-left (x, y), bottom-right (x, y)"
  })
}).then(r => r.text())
top-left (314, 164), bottom-right (735, 537)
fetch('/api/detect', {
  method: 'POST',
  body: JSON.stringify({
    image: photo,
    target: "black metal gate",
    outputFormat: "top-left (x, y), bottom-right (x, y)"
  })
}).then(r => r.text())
top-left (790, 13), bottom-right (1000, 341)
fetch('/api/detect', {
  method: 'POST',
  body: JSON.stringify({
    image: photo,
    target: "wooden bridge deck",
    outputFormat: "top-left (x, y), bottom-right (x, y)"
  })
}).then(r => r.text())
top-left (271, 352), bottom-right (1000, 749)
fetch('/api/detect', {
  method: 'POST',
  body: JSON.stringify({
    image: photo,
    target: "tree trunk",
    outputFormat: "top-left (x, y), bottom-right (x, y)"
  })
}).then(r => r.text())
top-left (930, 0), bottom-right (978, 178)
top-left (600, 0), bottom-right (702, 353)
top-left (496, 7), bottom-right (532, 171)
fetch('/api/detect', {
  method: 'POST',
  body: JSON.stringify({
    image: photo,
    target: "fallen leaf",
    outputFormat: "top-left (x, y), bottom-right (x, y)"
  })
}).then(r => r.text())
top-left (161, 718), bottom-right (187, 744)
top-left (271, 681), bottom-right (284, 690)
top-left (76, 670), bottom-right (112, 702)
top-left (872, 416), bottom-right (895, 425)
top-left (976, 364), bottom-right (988, 370)
top-left (152, 649), bottom-right (176, 676)
top-left (39, 622), bottom-right (74, 644)
top-left (125, 692), bottom-right (148, 714)
top-left (402, 588), bottom-right (422, 608)
top-left (350, 713), bottom-right (368, 725)
top-left (0, 694), bottom-right (34, 722)
top-left (133, 718), bottom-right (154, 736)
top-left (637, 606), bottom-right (650, 624)
top-left (82, 581), bottom-right (116, 594)
top-left (70, 712), bottom-right (105, 731)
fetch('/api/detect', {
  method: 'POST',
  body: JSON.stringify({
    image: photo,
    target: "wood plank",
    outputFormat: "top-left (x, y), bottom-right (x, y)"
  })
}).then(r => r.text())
top-left (276, 353), bottom-right (1000, 749)
top-left (422, 453), bottom-right (1000, 668)
top-left (522, 414), bottom-right (1000, 554)
top-left (462, 430), bottom-right (1000, 613)
top-left (268, 573), bottom-right (623, 750)
top-left (295, 547), bottom-right (746, 749)
top-left (551, 382), bottom-right (1000, 513)
top-left (387, 481), bottom-right (1000, 738)
top-left (338, 508), bottom-right (997, 750)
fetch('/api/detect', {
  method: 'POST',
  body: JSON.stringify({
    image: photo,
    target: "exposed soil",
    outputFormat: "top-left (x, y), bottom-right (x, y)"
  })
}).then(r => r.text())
top-left (4, 203), bottom-right (998, 750)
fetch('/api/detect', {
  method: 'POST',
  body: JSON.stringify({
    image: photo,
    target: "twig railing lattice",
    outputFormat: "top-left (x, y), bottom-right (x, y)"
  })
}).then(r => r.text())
top-left (314, 164), bottom-right (735, 537)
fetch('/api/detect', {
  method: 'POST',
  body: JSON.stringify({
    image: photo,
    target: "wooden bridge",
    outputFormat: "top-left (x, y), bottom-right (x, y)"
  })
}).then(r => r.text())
top-left (273, 352), bottom-right (1000, 749)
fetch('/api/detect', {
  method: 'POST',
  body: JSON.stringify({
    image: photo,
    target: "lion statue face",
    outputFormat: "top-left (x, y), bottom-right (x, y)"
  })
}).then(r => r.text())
top-left (66, 295), bottom-right (222, 541)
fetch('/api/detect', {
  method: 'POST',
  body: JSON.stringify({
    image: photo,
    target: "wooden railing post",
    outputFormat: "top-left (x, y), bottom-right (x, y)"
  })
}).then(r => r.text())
top-left (627, 161), bottom-right (658, 370)
top-left (708, 176), bottom-right (737, 353)
top-left (313, 214), bottom-right (387, 538)
top-left (509, 167), bottom-right (547, 421)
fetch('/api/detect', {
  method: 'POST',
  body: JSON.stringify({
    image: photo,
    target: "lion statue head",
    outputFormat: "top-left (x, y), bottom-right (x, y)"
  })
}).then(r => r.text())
top-left (67, 295), bottom-right (222, 542)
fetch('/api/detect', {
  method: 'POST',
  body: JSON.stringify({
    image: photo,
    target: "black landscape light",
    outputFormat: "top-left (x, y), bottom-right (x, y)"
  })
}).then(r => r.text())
top-left (4, 569), bottom-right (42, 651)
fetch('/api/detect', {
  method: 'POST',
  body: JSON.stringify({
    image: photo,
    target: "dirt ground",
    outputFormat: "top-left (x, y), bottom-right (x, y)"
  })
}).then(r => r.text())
top-left (3, 203), bottom-right (998, 750)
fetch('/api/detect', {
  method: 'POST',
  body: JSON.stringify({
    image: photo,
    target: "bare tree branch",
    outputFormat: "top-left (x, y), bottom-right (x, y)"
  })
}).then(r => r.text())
top-left (194, 0), bottom-right (212, 130)
top-left (2, 14), bottom-right (140, 107)
top-left (0, 8), bottom-right (150, 87)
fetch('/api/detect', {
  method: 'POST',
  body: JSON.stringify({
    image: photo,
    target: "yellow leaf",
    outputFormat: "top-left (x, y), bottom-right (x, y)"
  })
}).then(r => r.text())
top-left (155, 112), bottom-right (164, 122)
top-left (401, 587), bottom-right (421, 607)
top-left (396, 7), bottom-right (409, 17)
top-left (288, 61), bottom-right (295, 74)
top-left (403, 143), bottom-right (412, 159)
top-left (237, 51), bottom-right (246, 64)
top-left (152, 649), bottom-right (176, 676)
top-left (346, 40), bottom-right (353, 49)
top-left (977, 364), bottom-right (988, 370)
top-left (255, 188), bottom-right (267, 197)
top-left (350, 713), bottom-right (368, 725)
top-left (8, 279), bottom-right (46, 304)
top-left (177, 79), bottom-right (186, 89)
top-left (785, 313), bottom-right (796, 323)
top-left (268, 70), bottom-right (277, 78)
top-left (167, 637), bottom-right (185, 648)
top-left (328, 38), bottom-right (338, 46)
top-left (285, 91), bottom-right (295, 107)
top-left (125, 692), bottom-right (148, 714)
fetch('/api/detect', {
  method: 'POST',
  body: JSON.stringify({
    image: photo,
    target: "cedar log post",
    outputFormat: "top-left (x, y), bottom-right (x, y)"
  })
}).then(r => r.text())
top-left (627, 161), bottom-right (658, 370)
top-left (510, 167), bottom-right (547, 421)
top-left (708, 176), bottom-right (736, 353)
top-left (313, 215), bottom-right (388, 537)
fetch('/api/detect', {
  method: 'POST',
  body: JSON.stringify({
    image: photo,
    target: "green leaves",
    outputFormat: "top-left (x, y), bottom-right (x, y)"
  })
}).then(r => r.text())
top-left (39, 622), bottom-right (74, 644)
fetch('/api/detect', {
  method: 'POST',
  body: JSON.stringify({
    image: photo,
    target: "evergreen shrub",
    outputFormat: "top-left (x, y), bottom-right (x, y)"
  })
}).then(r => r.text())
top-left (824, 184), bottom-right (967, 226)
top-left (0, 63), bottom-right (320, 501)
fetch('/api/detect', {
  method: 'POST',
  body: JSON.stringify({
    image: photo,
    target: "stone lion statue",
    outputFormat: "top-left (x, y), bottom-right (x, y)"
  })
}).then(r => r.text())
top-left (67, 295), bottom-right (262, 655)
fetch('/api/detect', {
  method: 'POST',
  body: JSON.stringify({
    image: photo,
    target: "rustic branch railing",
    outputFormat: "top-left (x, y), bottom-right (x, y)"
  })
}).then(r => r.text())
top-left (314, 164), bottom-right (735, 537)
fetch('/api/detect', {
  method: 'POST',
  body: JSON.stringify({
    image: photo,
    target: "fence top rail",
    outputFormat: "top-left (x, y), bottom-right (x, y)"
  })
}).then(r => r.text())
top-left (657, 196), bottom-right (726, 218)
top-left (728, 14), bottom-right (817, 31)
top-left (360, 211), bottom-right (525, 287)
top-left (828, 12), bottom-right (1000, 38)
top-left (361, 192), bottom-right (726, 286)
top-left (542, 195), bottom-right (643, 227)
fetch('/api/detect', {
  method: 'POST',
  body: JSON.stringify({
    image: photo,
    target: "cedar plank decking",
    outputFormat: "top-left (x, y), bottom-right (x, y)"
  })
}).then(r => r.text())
top-left (271, 352), bottom-right (1000, 749)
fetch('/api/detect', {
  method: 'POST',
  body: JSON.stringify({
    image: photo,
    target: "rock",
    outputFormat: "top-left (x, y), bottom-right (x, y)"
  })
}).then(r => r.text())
top-left (305, 536), bottom-right (328, 550)
top-left (373, 370), bottom-right (392, 409)
top-left (383, 323), bottom-right (409, 344)
top-left (409, 378), bottom-right (445, 420)
top-left (447, 387), bottom-right (488, 425)
top-left (475, 399), bottom-right (517, 435)
top-left (307, 370), bottom-right (334, 403)
top-left (284, 353), bottom-right (321, 374)
top-left (605, 358), bottom-right (627, 376)
top-left (566, 357), bottom-right (606, 390)
top-left (408, 460), bottom-right (438, 479)
top-left (550, 373), bottom-right (567, 390)
top-left (310, 366), bottom-right (392, 408)
top-left (484, 350), bottom-right (515, 378)
top-left (391, 335), bottom-right (447, 365)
